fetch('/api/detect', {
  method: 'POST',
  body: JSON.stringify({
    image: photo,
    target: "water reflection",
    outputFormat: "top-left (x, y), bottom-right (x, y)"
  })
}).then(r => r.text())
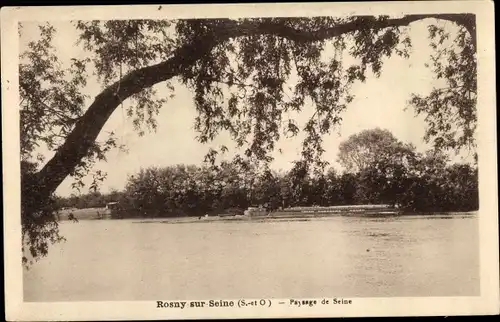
top-left (24, 213), bottom-right (479, 301)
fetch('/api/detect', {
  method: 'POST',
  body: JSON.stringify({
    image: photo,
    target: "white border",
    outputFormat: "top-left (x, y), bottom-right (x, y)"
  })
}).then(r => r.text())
top-left (2, 1), bottom-right (498, 320)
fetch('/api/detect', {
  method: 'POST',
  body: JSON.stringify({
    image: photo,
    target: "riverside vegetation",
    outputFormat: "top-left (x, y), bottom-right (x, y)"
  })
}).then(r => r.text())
top-left (56, 128), bottom-right (478, 219)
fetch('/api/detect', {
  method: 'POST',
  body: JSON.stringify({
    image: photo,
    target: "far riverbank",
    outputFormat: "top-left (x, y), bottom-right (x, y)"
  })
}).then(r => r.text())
top-left (57, 206), bottom-right (477, 224)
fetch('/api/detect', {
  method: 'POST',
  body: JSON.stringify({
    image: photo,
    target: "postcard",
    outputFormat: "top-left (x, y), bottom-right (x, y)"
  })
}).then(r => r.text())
top-left (2, 1), bottom-right (498, 320)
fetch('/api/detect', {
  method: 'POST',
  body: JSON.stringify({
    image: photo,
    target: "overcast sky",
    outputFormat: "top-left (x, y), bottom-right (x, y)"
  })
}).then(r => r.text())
top-left (19, 18), bottom-right (473, 197)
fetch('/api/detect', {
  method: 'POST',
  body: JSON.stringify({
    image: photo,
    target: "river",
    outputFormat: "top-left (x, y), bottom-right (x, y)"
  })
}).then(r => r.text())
top-left (23, 213), bottom-right (479, 301)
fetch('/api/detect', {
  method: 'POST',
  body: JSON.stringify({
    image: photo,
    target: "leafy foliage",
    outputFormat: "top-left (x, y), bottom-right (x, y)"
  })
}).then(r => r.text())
top-left (408, 22), bottom-right (477, 153)
top-left (19, 24), bottom-right (109, 264)
top-left (70, 16), bottom-right (429, 171)
top-left (337, 128), bottom-right (416, 173)
top-left (76, 20), bottom-right (175, 135)
top-left (20, 24), bottom-right (87, 162)
top-left (21, 160), bottom-right (65, 266)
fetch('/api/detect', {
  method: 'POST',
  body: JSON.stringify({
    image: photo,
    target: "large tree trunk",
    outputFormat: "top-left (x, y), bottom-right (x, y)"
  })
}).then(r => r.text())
top-left (23, 14), bottom-right (476, 217)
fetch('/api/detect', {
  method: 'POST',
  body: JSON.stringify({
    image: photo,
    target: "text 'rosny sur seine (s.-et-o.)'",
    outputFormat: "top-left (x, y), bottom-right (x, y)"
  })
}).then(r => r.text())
top-left (156, 298), bottom-right (353, 309)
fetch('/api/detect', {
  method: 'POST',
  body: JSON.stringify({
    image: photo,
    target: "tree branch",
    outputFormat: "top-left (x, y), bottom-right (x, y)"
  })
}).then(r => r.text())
top-left (222, 14), bottom-right (475, 48)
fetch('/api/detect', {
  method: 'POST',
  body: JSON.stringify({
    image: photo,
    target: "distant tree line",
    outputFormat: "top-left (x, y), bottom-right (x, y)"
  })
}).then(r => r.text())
top-left (56, 129), bottom-right (479, 218)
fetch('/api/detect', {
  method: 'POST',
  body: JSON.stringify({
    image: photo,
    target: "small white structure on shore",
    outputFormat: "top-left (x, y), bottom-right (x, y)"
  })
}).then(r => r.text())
top-left (244, 206), bottom-right (268, 217)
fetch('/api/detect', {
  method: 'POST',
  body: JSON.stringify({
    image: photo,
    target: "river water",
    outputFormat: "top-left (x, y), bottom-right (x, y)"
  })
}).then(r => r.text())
top-left (23, 213), bottom-right (479, 301)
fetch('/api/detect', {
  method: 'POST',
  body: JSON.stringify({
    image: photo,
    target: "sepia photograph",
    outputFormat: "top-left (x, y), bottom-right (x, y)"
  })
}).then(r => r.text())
top-left (2, 1), bottom-right (498, 320)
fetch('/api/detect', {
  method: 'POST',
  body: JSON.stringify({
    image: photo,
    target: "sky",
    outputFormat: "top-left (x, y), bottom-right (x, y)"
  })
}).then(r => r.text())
top-left (19, 18), bottom-right (473, 197)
